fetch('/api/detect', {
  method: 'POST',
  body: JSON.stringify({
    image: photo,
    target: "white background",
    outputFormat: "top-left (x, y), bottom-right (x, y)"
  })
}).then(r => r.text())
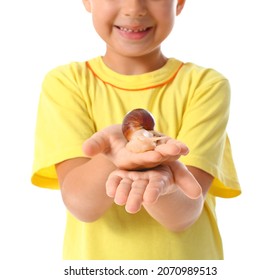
top-left (1, 0), bottom-right (279, 279)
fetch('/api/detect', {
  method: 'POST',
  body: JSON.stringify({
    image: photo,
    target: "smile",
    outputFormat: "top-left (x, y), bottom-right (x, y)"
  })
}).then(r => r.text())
top-left (117, 26), bottom-right (151, 33)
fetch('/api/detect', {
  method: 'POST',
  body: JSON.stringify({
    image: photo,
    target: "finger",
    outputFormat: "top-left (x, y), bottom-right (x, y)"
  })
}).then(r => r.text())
top-left (125, 180), bottom-right (148, 214)
top-left (155, 140), bottom-right (189, 157)
top-left (114, 178), bottom-right (133, 206)
top-left (82, 131), bottom-right (109, 157)
top-left (106, 173), bottom-right (123, 198)
top-left (143, 178), bottom-right (164, 204)
top-left (117, 150), bottom-right (164, 170)
top-left (169, 161), bottom-right (202, 199)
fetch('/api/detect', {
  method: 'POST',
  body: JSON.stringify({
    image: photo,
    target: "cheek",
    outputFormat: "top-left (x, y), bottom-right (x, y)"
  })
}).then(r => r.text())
top-left (156, 17), bottom-right (175, 41)
top-left (92, 13), bottom-right (113, 39)
top-left (153, 7), bottom-right (176, 36)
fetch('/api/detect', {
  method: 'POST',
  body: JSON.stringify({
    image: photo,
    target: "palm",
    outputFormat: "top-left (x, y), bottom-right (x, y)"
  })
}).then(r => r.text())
top-left (83, 124), bottom-right (188, 170)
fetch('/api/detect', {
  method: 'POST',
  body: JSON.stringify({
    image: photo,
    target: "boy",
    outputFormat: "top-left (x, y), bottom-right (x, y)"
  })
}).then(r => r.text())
top-left (32, 0), bottom-right (241, 259)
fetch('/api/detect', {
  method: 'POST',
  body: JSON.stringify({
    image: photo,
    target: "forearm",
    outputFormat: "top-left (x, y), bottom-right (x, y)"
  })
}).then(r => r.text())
top-left (57, 155), bottom-right (115, 222)
top-left (143, 187), bottom-right (204, 232)
top-left (143, 162), bottom-right (209, 232)
top-left (105, 161), bottom-right (208, 231)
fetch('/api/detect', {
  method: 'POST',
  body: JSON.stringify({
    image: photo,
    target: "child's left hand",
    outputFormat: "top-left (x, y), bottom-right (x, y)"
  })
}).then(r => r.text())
top-left (106, 164), bottom-right (176, 213)
top-left (106, 161), bottom-right (202, 214)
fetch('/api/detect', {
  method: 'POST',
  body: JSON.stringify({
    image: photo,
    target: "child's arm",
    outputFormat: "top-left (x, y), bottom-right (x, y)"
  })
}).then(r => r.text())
top-left (56, 125), bottom-right (187, 223)
top-left (143, 163), bottom-right (213, 232)
top-left (106, 161), bottom-right (212, 232)
top-left (56, 154), bottom-right (115, 222)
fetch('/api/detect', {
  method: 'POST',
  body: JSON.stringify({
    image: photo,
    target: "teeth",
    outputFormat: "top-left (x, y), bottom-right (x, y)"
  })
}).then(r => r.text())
top-left (119, 27), bottom-right (148, 33)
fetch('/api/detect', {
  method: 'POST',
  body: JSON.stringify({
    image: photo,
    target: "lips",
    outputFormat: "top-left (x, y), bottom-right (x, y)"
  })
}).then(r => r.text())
top-left (115, 25), bottom-right (152, 40)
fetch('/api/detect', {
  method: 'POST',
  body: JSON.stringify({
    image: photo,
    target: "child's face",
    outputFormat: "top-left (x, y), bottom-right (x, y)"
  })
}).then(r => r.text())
top-left (83, 0), bottom-right (185, 59)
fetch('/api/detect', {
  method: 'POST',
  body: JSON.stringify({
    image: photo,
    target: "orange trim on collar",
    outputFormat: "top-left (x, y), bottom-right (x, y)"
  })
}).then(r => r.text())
top-left (85, 61), bottom-right (184, 91)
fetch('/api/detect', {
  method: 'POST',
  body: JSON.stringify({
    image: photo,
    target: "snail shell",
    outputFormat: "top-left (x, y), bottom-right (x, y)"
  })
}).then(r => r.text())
top-left (122, 108), bottom-right (166, 153)
top-left (122, 108), bottom-right (155, 141)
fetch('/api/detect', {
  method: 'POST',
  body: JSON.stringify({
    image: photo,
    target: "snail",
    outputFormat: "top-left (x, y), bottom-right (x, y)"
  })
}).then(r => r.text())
top-left (122, 108), bottom-right (167, 153)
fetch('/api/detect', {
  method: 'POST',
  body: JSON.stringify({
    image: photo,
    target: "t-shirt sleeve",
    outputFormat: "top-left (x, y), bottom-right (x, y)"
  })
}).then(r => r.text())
top-left (177, 72), bottom-right (241, 198)
top-left (31, 66), bottom-right (94, 189)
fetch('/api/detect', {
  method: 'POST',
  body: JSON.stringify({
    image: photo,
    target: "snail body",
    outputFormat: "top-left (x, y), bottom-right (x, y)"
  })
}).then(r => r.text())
top-left (122, 108), bottom-right (166, 152)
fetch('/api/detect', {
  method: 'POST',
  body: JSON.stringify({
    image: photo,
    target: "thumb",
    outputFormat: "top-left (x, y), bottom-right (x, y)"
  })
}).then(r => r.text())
top-left (168, 161), bottom-right (202, 199)
top-left (82, 131), bottom-right (109, 157)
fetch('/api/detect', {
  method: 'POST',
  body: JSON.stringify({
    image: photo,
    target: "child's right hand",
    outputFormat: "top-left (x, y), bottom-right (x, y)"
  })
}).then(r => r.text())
top-left (82, 124), bottom-right (188, 170)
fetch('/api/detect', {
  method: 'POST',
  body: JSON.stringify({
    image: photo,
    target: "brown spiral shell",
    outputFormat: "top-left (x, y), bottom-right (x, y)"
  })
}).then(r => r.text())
top-left (122, 108), bottom-right (155, 141)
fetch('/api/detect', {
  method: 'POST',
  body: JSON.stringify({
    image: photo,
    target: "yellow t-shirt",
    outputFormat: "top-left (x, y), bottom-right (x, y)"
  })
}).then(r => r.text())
top-left (31, 57), bottom-right (241, 260)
